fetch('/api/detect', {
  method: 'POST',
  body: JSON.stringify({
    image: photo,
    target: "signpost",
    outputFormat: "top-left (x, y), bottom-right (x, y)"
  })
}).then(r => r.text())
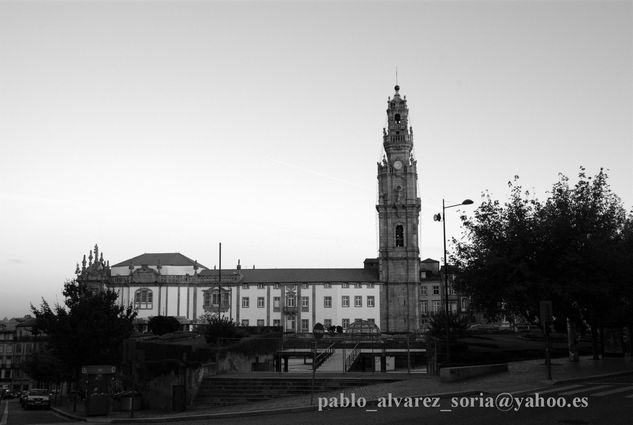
top-left (311, 323), bottom-right (325, 405)
top-left (540, 300), bottom-right (553, 380)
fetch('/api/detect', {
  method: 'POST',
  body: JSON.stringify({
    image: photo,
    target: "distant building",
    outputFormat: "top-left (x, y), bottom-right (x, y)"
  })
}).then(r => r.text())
top-left (0, 316), bottom-right (46, 392)
top-left (75, 86), bottom-right (469, 334)
top-left (0, 326), bottom-right (14, 392)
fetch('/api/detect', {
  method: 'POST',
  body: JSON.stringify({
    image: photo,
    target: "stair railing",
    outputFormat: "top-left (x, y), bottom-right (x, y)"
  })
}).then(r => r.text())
top-left (314, 342), bottom-right (336, 369)
top-left (344, 342), bottom-right (360, 372)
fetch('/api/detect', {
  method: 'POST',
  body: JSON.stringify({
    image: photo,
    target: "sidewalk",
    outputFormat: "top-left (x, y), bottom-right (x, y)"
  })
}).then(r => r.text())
top-left (52, 355), bottom-right (633, 423)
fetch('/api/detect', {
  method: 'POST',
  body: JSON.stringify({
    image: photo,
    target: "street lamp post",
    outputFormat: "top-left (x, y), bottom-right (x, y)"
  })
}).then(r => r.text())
top-left (435, 198), bottom-right (473, 365)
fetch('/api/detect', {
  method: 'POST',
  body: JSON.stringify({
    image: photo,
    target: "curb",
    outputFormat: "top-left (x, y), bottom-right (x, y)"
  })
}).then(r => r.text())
top-left (552, 369), bottom-right (633, 385)
top-left (503, 369), bottom-right (633, 397)
top-left (51, 406), bottom-right (89, 422)
top-left (0, 400), bottom-right (8, 425)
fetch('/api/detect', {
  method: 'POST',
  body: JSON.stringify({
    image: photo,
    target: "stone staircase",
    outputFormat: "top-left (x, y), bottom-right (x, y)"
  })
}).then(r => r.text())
top-left (193, 376), bottom-right (393, 408)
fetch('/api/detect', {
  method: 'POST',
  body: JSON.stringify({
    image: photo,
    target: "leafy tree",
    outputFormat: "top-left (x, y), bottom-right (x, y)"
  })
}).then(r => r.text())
top-left (148, 316), bottom-right (181, 335)
top-left (21, 350), bottom-right (66, 387)
top-left (453, 168), bottom-right (631, 357)
top-left (31, 280), bottom-right (137, 382)
top-left (452, 176), bottom-right (543, 322)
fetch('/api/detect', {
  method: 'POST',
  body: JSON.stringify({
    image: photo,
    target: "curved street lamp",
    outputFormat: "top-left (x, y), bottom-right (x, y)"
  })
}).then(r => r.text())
top-left (434, 198), bottom-right (473, 364)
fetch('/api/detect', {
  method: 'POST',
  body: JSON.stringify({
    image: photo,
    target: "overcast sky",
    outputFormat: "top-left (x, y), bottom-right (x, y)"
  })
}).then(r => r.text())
top-left (1, 0), bottom-right (631, 319)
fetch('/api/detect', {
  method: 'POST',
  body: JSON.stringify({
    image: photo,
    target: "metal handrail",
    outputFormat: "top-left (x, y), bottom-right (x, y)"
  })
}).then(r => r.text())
top-left (314, 343), bottom-right (335, 369)
top-left (344, 342), bottom-right (360, 372)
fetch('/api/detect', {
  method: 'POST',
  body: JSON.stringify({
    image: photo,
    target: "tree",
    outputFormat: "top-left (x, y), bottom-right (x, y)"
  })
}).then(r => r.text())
top-left (21, 350), bottom-right (66, 387)
top-left (148, 316), bottom-right (181, 335)
top-left (31, 280), bottom-right (137, 382)
top-left (452, 176), bottom-right (543, 322)
top-left (453, 168), bottom-right (631, 357)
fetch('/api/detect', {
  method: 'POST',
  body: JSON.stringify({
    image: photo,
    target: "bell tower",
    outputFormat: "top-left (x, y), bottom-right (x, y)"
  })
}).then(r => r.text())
top-left (377, 85), bottom-right (421, 333)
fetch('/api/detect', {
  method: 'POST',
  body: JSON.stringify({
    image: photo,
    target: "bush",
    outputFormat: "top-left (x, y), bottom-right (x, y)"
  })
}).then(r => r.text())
top-left (202, 315), bottom-right (239, 344)
top-left (148, 316), bottom-right (181, 335)
top-left (427, 312), bottom-right (469, 338)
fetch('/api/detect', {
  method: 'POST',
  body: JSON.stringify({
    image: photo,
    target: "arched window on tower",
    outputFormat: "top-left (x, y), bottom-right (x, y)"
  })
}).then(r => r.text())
top-left (394, 113), bottom-right (401, 124)
top-left (395, 225), bottom-right (404, 247)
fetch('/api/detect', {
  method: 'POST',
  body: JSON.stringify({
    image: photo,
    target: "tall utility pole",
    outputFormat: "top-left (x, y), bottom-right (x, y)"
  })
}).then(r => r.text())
top-left (436, 198), bottom-right (473, 365)
top-left (218, 242), bottom-right (222, 317)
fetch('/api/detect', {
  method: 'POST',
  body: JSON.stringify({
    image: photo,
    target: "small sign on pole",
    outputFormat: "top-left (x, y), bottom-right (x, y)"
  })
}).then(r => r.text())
top-left (540, 301), bottom-right (553, 328)
top-left (313, 322), bottom-right (325, 340)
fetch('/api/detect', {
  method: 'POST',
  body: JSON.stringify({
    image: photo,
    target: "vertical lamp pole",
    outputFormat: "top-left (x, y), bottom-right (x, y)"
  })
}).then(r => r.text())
top-left (438, 198), bottom-right (473, 365)
top-left (218, 242), bottom-right (222, 317)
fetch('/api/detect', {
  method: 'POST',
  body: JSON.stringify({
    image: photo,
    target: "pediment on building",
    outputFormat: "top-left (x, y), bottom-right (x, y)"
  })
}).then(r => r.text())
top-left (131, 265), bottom-right (160, 283)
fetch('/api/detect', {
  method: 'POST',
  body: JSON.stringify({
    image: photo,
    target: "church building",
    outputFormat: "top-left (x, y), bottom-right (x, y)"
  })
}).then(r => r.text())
top-left (76, 86), bottom-right (464, 334)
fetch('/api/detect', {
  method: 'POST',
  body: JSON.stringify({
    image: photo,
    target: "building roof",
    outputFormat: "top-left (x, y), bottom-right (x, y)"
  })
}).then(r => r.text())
top-left (112, 253), bottom-right (207, 269)
top-left (239, 268), bottom-right (380, 283)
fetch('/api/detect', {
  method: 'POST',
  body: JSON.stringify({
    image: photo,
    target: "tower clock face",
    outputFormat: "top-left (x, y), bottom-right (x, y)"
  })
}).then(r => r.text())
top-left (393, 160), bottom-right (403, 170)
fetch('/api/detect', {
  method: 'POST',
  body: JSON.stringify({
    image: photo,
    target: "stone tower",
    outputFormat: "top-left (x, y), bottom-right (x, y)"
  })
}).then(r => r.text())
top-left (377, 85), bottom-right (421, 333)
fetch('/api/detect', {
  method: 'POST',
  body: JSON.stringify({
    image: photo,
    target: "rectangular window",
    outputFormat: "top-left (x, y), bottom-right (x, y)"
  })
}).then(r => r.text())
top-left (324, 283), bottom-right (331, 288)
top-left (301, 319), bottom-right (309, 332)
top-left (450, 301), bottom-right (457, 313)
top-left (242, 297), bottom-right (249, 308)
top-left (257, 319), bottom-right (265, 327)
top-left (342, 283), bottom-right (349, 288)
top-left (342, 296), bottom-right (350, 308)
top-left (323, 319), bottom-right (332, 328)
top-left (367, 296), bottom-right (375, 307)
top-left (449, 285), bottom-right (456, 296)
top-left (301, 296), bottom-right (309, 312)
top-left (286, 296), bottom-right (296, 307)
top-left (420, 300), bottom-right (428, 315)
top-left (287, 319), bottom-right (296, 331)
top-left (273, 319), bottom-right (281, 327)
top-left (432, 300), bottom-right (441, 313)
top-left (241, 319), bottom-right (249, 326)
top-left (461, 297), bottom-right (469, 311)
top-left (211, 292), bottom-right (230, 308)
top-left (274, 283), bottom-right (280, 289)
top-left (242, 284), bottom-right (249, 290)
top-left (354, 296), bottom-right (362, 307)
top-left (273, 297), bottom-right (281, 312)
top-left (257, 284), bottom-right (265, 289)
top-left (324, 296), bottom-right (332, 308)
top-left (367, 318), bottom-right (375, 325)
top-left (421, 285), bottom-right (428, 296)
top-left (342, 318), bottom-right (350, 329)
top-left (257, 297), bottom-right (265, 308)
top-left (367, 283), bottom-right (374, 288)
top-left (302, 283), bottom-right (309, 289)
top-left (354, 283), bottom-right (362, 288)
top-left (432, 285), bottom-right (440, 295)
